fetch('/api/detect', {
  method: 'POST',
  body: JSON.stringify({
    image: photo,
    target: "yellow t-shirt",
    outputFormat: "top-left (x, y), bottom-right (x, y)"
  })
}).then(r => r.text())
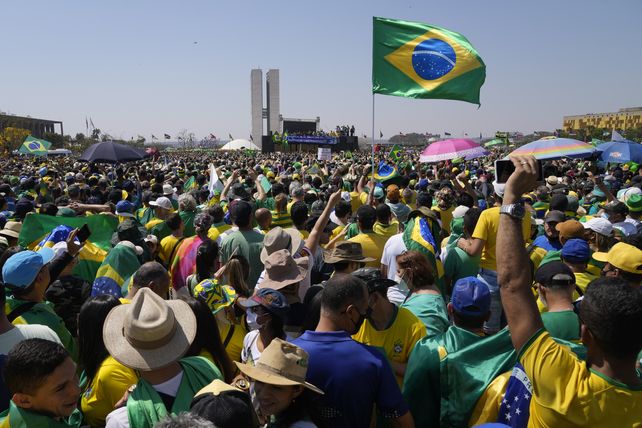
top-left (574, 270), bottom-right (597, 295)
top-left (432, 205), bottom-right (454, 234)
top-left (81, 356), bottom-right (138, 427)
top-left (159, 234), bottom-right (180, 266)
top-left (145, 217), bottom-right (163, 230)
top-left (348, 231), bottom-right (388, 267)
top-left (374, 221), bottom-right (399, 239)
top-left (208, 226), bottom-right (221, 241)
top-left (352, 306), bottom-right (426, 386)
top-left (520, 330), bottom-right (642, 427)
top-left (472, 207), bottom-right (531, 271)
top-left (218, 321), bottom-right (248, 363)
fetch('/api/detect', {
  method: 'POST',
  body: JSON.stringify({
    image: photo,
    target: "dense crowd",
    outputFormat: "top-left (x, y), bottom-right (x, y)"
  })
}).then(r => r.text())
top-left (0, 148), bottom-right (639, 428)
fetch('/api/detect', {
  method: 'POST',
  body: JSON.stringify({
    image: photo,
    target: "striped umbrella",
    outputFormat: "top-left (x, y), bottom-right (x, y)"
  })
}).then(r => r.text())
top-left (509, 137), bottom-right (595, 160)
top-left (419, 138), bottom-right (488, 163)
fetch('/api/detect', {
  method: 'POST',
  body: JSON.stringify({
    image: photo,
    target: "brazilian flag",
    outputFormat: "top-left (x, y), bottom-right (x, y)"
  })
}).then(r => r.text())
top-left (389, 144), bottom-right (402, 161)
top-left (183, 175), bottom-right (196, 191)
top-left (19, 136), bottom-right (51, 156)
top-left (373, 17), bottom-right (486, 104)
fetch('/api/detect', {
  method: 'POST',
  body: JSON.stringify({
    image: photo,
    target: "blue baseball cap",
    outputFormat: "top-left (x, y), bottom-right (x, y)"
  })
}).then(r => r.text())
top-left (115, 200), bottom-right (135, 218)
top-left (238, 288), bottom-right (289, 319)
top-left (451, 277), bottom-right (491, 317)
top-left (561, 238), bottom-right (590, 263)
top-left (2, 248), bottom-right (55, 289)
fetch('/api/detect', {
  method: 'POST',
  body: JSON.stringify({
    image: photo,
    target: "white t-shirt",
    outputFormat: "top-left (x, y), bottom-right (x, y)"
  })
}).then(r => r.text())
top-left (241, 330), bottom-right (261, 366)
top-left (380, 233), bottom-right (409, 305)
top-left (105, 371), bottom-right (184, 428)
top-left (0, 324), bottom-right (61, 355)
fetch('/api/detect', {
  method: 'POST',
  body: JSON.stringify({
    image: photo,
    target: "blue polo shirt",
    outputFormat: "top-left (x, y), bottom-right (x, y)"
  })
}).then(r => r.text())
top-left (293, 330), bottom-right (408, 428)
top-left (532, 234), bottom-right (563, 252)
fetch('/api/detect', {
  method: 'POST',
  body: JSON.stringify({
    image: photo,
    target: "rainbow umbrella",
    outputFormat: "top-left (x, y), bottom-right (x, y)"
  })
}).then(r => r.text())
top-left (419, 138), bottom-right (488, 163)
top-left (509, 137), bottom-right (595, 160)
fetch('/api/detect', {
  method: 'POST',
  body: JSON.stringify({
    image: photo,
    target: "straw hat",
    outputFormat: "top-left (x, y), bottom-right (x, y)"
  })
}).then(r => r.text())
top-left (323, 241), bottom-right (374, 264)
top-left (103, 288), bottom-right (196, 371)
top-left (260, 227), bottom-right (303, 263)
top-left (260, 250), bottom-right (308, 290)
top-left (236, 338), bottom-right (323, 394)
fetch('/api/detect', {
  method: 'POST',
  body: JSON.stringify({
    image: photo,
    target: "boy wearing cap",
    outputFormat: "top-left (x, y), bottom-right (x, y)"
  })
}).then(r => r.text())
top-left (104, 289), bottom-right (221, 428)
top-left (560, 238), bottom-right (597, 296)
top-left (3, 248), bottom-right (77, 361)
top-left (351, 269), bottom-right (426, 386)
top-left (497, 155), bottom-right (642, 427)
top-left (404, 276), bottom-right (515, 427)
top-left (534, 262), bottom-right (581, 342)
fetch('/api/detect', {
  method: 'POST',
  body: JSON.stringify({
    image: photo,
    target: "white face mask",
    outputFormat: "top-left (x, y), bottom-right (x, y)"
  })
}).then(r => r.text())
top-left (394, 273), bottom-right (409, 291)
top-left (246, 309), bottom-right (262, 331)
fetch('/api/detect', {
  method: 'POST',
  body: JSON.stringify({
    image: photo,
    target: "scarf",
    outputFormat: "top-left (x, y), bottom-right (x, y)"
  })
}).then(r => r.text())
top-left (0, 402), bottom-right (81, 428)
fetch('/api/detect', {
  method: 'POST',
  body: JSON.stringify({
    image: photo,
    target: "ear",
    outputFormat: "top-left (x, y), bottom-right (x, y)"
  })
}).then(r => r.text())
top-left (447, 302), bottom-right (454, 318)
top-left (580, 324), bottom-right (593, 346)
top-left (292, 385), bottom-right (305, 400)
top-left (12, 393), bottom-right (33, 409)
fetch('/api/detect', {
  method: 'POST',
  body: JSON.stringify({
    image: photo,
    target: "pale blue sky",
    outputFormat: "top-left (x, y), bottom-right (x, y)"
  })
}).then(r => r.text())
top-left (1, 0), bottom-right (641, 141)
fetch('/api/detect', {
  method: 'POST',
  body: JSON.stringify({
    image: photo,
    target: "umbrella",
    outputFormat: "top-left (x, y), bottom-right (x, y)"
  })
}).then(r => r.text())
top-left (79, 141), bottom-right (147, 163)
top-left (509, 137), bottom-right (594, 160)
top-left (419, 138), bottom-right (488, 163)
top-left (18, 136), bottom-right (51, 156)
top-left (484, 138), bottom-right (507, 148)
top-left (595, 140), bottom-right (642, 164)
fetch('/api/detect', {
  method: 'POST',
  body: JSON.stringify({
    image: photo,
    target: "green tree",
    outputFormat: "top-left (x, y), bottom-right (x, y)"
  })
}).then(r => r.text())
top-left (91, 128), bottom-right (101, 139)
top-left (43, 132), bottom-right (64, 148)
top-left (0, 127), bottom-right (30, 152)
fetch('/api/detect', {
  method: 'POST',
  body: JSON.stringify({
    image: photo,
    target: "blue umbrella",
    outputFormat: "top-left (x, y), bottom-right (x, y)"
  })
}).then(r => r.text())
top-left (596, 140), bottom-right (642, 164)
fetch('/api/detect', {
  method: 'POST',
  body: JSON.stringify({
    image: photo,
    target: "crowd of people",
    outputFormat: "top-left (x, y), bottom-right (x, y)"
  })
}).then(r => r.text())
top-left (0, 147), bottom-right (639, 428)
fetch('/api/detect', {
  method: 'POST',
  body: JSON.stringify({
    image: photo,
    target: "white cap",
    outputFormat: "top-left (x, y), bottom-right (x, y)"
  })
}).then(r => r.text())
top-left (582, 217), bottom-right (613, 237)
top-left (162, 184), bottom-right (177, 196)
top-left (617, 187), bottom-right (642, 203)
top-left (117, 240), bottom-right (143, 256)
top-left (149, 196), bottom-right (173, 211)
top-left (144, 234), bottom-right (158, 245)
top-left (492, 181), bottom-right (505, 198)
top-left (452, 205), bottom-right (470, 219)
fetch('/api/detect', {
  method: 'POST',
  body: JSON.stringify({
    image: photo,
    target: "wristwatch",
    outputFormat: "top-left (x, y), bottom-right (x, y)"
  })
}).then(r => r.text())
top-left (500, 203), bottom-right (525, 219)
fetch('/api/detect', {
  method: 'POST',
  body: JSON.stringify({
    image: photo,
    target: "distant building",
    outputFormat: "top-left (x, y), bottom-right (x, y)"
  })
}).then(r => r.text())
top-left (0, 113), bottom-right (63, 138)
top-left (250, 68), bottom-right (281, 150)
top-left (563, 107), bottom-right (642, 132)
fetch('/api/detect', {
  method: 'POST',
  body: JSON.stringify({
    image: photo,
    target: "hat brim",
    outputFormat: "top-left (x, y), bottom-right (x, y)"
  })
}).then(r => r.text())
top-left (0, 230), bottom-right (20, 239)
top-left (591, 251), bottom-right (609, 263)
top-left (259, 258), bottom-right (309, 291)
top-left (260, 228), bottom-right (304, 263)
top-left (103, 299), bottom-right (196, 371)
top-left (235, 362), bottom-right (323, 395)
top-left (116, 212), bottom-right (135, 218)
top-left (323, 250), bottom-right (375, 264)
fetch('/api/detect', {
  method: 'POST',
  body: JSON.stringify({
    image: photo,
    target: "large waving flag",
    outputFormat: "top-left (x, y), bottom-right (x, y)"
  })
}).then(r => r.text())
top-left (169, 235), bottom-right (205, 291)
top-left (19, 214), bottom-right (118, 283)
top-left (373, 17), bottom-right (486, 104)
top-left (18, 136), bottom-right (51, 156)
top-left (389, 144), bottom-right (402, 161)
top-left (92, 244), bottom-right (141, 297)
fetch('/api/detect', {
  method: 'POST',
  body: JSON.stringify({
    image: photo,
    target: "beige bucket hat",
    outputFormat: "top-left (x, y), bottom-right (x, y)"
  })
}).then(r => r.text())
top-left (260, 249), bottom-right (308, 290)
top-left (103, 288), bottom-right (196, 371)
top-left (260, 227), bottom-right (303, 263)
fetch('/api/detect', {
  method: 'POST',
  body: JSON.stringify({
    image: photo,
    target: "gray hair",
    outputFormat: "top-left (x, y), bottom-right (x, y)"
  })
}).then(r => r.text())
top-left (178, 193), bottom-right (197, 212)
top-left (154, 412), bottom-right (215, 428)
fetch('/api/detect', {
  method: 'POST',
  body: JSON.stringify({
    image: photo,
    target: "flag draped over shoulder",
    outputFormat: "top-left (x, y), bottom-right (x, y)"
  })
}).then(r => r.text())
top-left (169, 236), bottom-right (204, 291)
top-left (403, 215), bottom-right (440, 258)
top-left (19, 214), bottom-right (117, 283)
top-left (92, 244), bottom-right (141, 298)
top-left (373, 161), bottom-right (399, 182)
top-left (372, 17), bottom-right (486, 104)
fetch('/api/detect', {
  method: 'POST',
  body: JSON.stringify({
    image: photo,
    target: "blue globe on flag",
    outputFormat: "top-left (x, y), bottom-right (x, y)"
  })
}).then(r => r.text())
top-left (412, 38), bottom-right (456, 80)
top-left (28, 142), bottom-right (41, 150)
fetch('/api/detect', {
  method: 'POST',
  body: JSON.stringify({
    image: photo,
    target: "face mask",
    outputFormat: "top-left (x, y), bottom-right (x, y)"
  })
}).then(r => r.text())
top-left (349, 305), bottom-right (372, 335)
top-left (246, 310), bottom-right (263, 331)
top-left (395, 273), bottom-right (409, 291)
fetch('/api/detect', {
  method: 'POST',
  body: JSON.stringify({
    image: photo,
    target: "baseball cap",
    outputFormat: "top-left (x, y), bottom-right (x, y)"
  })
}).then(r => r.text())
top-left (451, 277), bottom-right (491, 317)
top-left (2, 248), bottom-right (55, 289)
top-left (561, 239), bottom-right (590, 263)
top-left (625, 193), bottom-right (642, 212)
top-left (149, 196), bottom-right (172, 211)
top-left (115, 200), bottom-right (135, 218)
top-left (592, 242), bottom-right (642, 274)
top-left (545, 210), bottom-right (565, 223)
top-left (238, 288), bottom-right (290, 319)
top-left (555, 220), bottom-right (585, 240)
top-left (373, 187), bottom-right (385, 200)
top-left (582, 217), bottom-right (613, 236)
top-left (534, 261), bottom-right (575, 286)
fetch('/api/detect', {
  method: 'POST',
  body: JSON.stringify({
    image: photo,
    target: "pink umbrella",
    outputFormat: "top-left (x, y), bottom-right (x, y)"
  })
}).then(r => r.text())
top-left (420, 138), bottom-right (489, 163)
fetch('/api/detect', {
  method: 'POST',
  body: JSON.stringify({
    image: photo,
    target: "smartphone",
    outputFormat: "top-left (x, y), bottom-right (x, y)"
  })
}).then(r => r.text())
top-left (76, 224), bottom-right (91, 243)
top-left (495, 159), bottom-right (543, 184)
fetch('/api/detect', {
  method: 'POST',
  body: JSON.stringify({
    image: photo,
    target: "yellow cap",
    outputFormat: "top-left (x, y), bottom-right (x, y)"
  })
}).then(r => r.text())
top-left (592, 242), bottom-right (642, 274)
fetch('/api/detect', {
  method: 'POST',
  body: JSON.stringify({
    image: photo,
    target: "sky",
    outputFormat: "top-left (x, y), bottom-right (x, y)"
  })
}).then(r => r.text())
top-left (1, 0), bottom-right (641, 141)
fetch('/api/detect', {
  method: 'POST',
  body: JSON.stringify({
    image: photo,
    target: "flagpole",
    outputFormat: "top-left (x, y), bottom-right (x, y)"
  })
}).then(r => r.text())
top-left (371, 93), bottom-right (376, 180)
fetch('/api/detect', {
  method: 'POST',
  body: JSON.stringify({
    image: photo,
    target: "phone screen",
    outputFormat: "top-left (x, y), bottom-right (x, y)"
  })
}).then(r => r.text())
top-left (494, 159), bottom-right (544, 184)
top-left (76, 224), bottom-right (91, 242)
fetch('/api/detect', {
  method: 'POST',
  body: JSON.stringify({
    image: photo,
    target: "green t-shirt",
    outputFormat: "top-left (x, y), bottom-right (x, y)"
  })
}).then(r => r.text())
top-left (256, 197), bottom-right (275, 211)
top-left (179, 210), bottom-right (196, 237)
top-left (344, 223), bottom-right (360, 240)
top-left (443, 247), bottom-right (481, 284)
top-left (541, 310), bottom-right (580, 342)
top-left (150, 221), bottom-right (172, 241)
top-left (220, 230), bottom-right (265, 289)
top-left (400, 293), bottom-right (450, 338)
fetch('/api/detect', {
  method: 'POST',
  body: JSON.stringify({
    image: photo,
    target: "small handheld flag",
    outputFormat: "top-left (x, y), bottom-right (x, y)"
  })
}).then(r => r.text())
top-left (373, 17), bottom-right (486, 104)
top-left (164, 133), bottom-right (171, 139)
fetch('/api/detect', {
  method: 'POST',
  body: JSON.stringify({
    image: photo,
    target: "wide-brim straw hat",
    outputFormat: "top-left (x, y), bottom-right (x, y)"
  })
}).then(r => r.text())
top-left (235, 338), bottom-right (323, 394)
top-left (260, 249), bottom-right (308, 290)
top-left (103, 288), bottom-right (196, 371)
top-left (260, 227), bottom-right (303, 263)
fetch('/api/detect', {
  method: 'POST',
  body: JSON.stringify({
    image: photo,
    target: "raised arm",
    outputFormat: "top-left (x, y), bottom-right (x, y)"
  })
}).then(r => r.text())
top-left (497, 155), bottom-right (543, 351)
top-left (220, 170), bottom-right (239, 201)
top-left (306, 189), bottom-right (342, 254)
